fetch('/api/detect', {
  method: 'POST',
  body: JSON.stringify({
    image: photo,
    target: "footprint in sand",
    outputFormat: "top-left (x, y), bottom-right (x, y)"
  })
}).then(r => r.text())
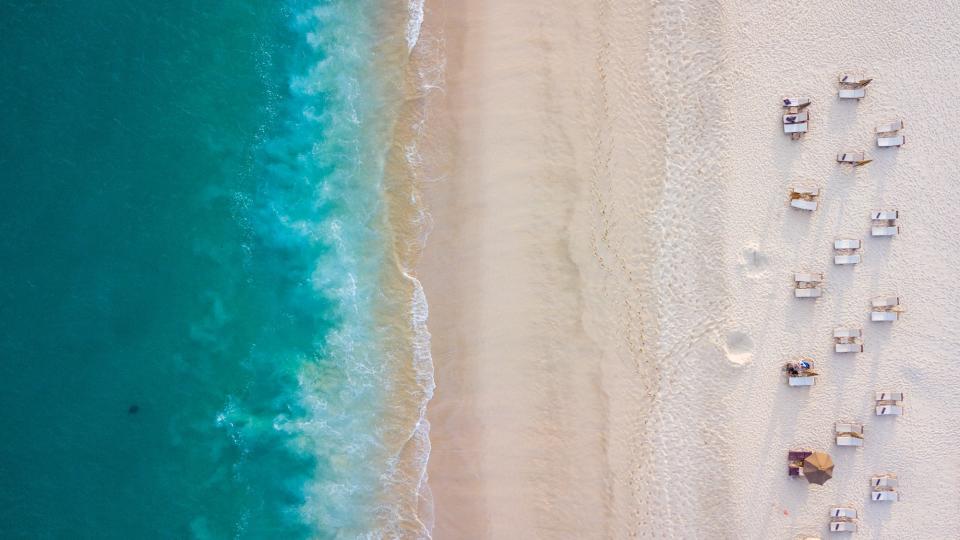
top-left (738, 245), bottom-right (768, 278)
top-left (724, 331), bottom-right (754, 366)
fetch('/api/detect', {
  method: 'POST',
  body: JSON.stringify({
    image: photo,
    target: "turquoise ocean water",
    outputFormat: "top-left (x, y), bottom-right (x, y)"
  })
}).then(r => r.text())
top-left (0, 1), bottom-right (433, 538)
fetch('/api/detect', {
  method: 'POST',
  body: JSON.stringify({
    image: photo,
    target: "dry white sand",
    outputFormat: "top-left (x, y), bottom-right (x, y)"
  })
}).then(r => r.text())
top-left (416, 0), bottom-right (960, 537)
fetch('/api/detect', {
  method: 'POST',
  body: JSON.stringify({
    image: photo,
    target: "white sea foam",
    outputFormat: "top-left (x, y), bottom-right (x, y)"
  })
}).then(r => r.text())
top-left (405, 0), bottom-right (425, 53)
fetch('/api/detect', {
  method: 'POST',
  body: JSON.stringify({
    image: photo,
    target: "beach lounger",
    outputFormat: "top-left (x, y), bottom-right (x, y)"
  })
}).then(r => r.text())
top-left (834, 254), bottom-right (861, 264)
top-left (871, 210), bottom-right (900, 236)
top-left (876, 391), bottom-right (904, 416)
top-left (830, 521), bottom-right (858, 532)
top-left (787, 450), bottom-right (813, 475)
top-left (834, 238), bottom-right (862, 265)
top-left (837, 75), bottom-right (871, 101)
top-left (782, 98), bottom-right (810, 138)
top-left (872, 491), bottom-right (900, 501)
top-left (789, 187), bottom-right (820, 211)
top-left (828, 505), bottom-right (859, 533)
top-left (876, 119), bottom-right (904, 134)
top-left (871, 473), bottom-right (900, 501)
top-left (871, 296), bottom-right (902, 322)
top-left (839, 74), bottom-right (872, 88)
top-left (835, 422), bottom-right (864, 446)
top-left (784, 111), bottom-right (809, 124)
top-left (837, 151), bottom-right (872, 166)
top-left (794, 272), bottom-right (823, 298)
top-left (872, 296), bottom-right (900, 308)
top-left (783, 97), bottom-right (811, 109)
top-left (871, 474), bottom-right (898, 488)
top-left (784, 122), bottom-right (808, 134)
top-left (838, 88), bottom-right (866, 100)
top-left (830, 507), bottom-right (857, 519)
top-left (877, 135), bottom-right (905, 147)
top-left (833, 327), bottom-right (863, 353)
top-left (786, 360), bottom-right (817, 386)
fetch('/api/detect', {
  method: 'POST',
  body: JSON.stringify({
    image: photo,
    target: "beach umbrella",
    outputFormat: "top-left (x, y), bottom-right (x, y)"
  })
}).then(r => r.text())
top-left (803, 451), bottom-right (834, 485)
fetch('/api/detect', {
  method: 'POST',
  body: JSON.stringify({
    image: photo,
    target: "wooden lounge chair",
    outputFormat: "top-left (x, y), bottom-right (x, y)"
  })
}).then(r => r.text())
top-left (876, 391), bottom-right (904, 416)
top-left (871, 210), bottom-right (899, 236)
top-left (834, 238), bottom-right (862, 265)
top-left (835, 422), bottom-right (864, 446)
top-left (789, 187), bottom-right (820, 211)
top-left (837, 151), bottom-right (872, 166)
top-left (833, 327), bottom-right (863, 353)
top-left (794, 272), bottom-right (823, 298)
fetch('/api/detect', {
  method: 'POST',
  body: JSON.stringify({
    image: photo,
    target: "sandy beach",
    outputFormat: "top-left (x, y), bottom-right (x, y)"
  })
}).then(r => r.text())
top-left (416, 0), bottom-right (960, 537)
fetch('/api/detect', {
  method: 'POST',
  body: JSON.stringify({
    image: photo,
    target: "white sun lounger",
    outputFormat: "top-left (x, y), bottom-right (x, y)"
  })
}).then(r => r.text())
top-left (839, 74), bottom-right (872, 87)
top-left (830, 507), bottom-right (858, 519)
top-left (837, 151), bottom-right (864, 162)
top-left (795, 272), bottom-right (823, 298)
top-left (784, 111), bottom-right (809, 124)
top-left (872, 491), bottom-right (900, 502)
top-left (784, 358), bottom-right (817, 386)
top-left (837, 151), bottom-right (871, 166)
top-left (785, 122), bottom-right (808, 134)
top-left (789, 187), bottom-right (820, 211)
top-left (783, 97), bottom-right (811, 109)
top-left (876, 119), bottom-right (904, 134)
top-left (871, 474), bottom-right (898, 488)
top-left (830, 522), bottom-right (858, 532)
top-left (834, 238), bottom-right (862, 265)
top-left (876, 391), bottom-right (904, 416)
top-left (835, 239), bottom-right (861, 250)
top-left (795, 289), bottom-right (822, 298)
top-left (876, 391), bottom-right (904, 402)
top-left (836, 422), bottom-right (864, 446)
top-left (838, 88), bottom-right (866, 100)
top-left (872, 296), bottom-right (900, 308)
top-left (877, 135), bottom-right (905, 147)
top-left (834, 254), bottom-right (861, 264)
top-left (871, 296), bottom-right (902, 322)
top-left (871, 210), bottom-right (900, 236)
top-left (834, 327), bottom-right (863, 353)
top-left (876, 403), bottom-right (904, 416)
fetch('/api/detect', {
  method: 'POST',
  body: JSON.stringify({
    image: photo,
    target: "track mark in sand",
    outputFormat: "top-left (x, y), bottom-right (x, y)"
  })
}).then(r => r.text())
top-left (737, 244), bottom-right (768, 278)
top-left (723, 330), bottom-right (754, 366)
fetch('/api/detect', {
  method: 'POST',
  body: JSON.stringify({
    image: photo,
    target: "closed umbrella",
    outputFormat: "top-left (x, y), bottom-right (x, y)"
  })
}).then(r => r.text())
top-left (803, 451), bottom-right (834, 485)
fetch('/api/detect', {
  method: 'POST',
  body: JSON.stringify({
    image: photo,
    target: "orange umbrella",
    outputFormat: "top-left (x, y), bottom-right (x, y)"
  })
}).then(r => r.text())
top-left (803, 451), bottom-right (834, 485)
